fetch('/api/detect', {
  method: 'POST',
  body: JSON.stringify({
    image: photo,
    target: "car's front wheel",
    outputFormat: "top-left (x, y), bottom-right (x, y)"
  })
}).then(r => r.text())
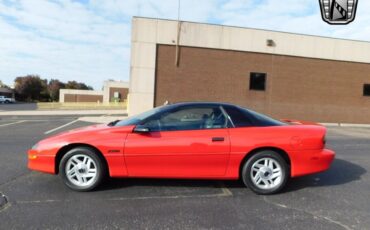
top-left (242, 150), bottom-right (289, 195)
top-left (59, 147), bottom-right (106, 192)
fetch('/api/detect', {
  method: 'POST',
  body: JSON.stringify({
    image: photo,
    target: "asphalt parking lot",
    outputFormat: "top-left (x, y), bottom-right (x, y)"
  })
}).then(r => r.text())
top-left (0, 103), bottom-right (37, 111)
top-left (0, 116), bottom-right (369, 230)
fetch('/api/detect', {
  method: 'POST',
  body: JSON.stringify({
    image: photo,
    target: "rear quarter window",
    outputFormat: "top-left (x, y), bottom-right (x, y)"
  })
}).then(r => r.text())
top-left (223, 106), bottom-right (254, 127)
top-left (224, 105), bottom-right (284, 127)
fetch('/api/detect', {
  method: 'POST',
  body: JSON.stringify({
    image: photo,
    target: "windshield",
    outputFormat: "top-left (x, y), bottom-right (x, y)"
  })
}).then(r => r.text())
top-left (114, 106), bottom-right (165, 127)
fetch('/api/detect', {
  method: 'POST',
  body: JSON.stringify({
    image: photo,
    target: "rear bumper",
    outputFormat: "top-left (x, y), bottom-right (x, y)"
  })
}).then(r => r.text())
top-left (291, 148), bottom-right (335, 177)
top-left (28, 149), bottom-right (56, 174)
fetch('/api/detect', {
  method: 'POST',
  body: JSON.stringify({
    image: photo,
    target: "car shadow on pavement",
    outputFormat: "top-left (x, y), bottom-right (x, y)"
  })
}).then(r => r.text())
top-left (97, 159), bottom-right (366, 193)
top-left (99, 177), bottom-right (242, 191)
top-left (284, 158), bottom-right (366, 193)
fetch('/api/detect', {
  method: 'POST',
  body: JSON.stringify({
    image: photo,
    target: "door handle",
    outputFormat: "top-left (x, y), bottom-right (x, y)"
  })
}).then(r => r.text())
top-left (212, 137), bottom-right (225, 142)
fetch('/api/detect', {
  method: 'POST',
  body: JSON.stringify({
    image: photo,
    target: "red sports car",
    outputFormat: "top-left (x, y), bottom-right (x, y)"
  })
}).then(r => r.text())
top-left (28, 102), bottom-right (335, 194)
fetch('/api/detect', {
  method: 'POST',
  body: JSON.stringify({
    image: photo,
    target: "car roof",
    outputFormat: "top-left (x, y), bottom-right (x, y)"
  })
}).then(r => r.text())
top-left (164, 101), bottom-right (237, 108)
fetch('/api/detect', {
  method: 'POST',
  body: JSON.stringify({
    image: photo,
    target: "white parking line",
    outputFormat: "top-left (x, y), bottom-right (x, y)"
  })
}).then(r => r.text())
top-left (0, 120), bottom-right (26, 127)
top-left (44, 120), bottom-right (79, 135)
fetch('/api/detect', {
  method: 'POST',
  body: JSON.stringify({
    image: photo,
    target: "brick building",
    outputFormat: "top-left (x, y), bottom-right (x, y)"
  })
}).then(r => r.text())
top-left (59, 81), bottom-right (129, 103)
top-left (128, 17), bottom-right (370, 124)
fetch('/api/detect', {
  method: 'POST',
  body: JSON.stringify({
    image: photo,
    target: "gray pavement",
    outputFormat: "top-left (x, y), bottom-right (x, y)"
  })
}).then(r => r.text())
top-left (0, 103), bottom-right (37, 111)
top-left (0, 117), bottom-right (369, 229)
top-left (0, 103), bottom-right (127, 116)
top-left (0, 110), bottom-right (127, 116)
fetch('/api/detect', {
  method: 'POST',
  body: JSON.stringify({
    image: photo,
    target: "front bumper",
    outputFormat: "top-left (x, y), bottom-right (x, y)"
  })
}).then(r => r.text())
top-left (28, 149), bottom-right (56, 174)
top-left (291, 148), bottom-right (335, 177)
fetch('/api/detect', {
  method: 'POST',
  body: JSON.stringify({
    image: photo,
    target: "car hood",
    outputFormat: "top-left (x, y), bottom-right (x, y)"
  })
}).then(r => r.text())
top-left (60, 124), bottom-right (109, 135)
top-left (45, 124), bottom-right (109, 139)
top-left (41, 124), bottom-right (134, 144)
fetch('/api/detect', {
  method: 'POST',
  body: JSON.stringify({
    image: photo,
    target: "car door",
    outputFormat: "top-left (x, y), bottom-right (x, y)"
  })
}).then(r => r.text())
top-left (124, 105), bottom-right (231, 178)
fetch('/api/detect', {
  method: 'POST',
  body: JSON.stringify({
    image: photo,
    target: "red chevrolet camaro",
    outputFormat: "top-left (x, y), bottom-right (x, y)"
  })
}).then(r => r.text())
top-left (28, 102), bottom-right (335, 194)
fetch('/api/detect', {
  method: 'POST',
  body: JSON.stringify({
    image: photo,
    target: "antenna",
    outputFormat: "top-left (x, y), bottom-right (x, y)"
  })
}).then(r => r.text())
top-left (177, 0), bottom-right (181, 22)
top-left (175, 0), bottom-right (181, 66)
top-left (138, 2), bottom-right (141, 16)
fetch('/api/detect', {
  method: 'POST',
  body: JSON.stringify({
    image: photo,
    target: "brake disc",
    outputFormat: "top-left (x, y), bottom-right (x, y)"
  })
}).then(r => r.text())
top-left (0, 193), bottom-right (8, 210)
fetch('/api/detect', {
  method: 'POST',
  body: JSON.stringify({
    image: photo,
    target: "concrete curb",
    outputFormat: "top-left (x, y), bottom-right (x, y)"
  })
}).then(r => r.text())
top-left (0, 110), bottom-right (127, 116)
top-left (320, 123), bottom-right (370, 128)
top-left (78, 116), bottom-right (128, 124)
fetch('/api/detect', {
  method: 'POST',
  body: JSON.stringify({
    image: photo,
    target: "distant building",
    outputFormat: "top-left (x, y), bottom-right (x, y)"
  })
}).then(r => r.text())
top-left (59, 81), bottom-right (129, 103)
top-left (0, 87), bottom-right (14, 98)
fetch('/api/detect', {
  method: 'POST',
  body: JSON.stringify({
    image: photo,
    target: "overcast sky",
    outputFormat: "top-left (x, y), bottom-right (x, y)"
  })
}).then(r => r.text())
top-left (1, 0), bottom-right (369, 89)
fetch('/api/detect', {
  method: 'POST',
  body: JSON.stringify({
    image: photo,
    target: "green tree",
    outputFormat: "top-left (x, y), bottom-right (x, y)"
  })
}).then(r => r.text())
top-left (48, 79), bottom-right (65, 102)
top-left (65, 81), bottom-right (93, 90)
top-left (13, 76), bottom-right (93, 102)
top-left (14, 75), bottom-right (50, 102)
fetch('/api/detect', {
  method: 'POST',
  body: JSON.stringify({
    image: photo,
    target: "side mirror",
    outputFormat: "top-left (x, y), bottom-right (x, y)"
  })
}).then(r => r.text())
top-left (133, 125), bottom-right (150, 133)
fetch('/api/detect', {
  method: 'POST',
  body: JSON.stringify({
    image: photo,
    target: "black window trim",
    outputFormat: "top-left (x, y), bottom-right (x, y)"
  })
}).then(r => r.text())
top-left (220, 105), bottom-right (235, 128)
top-left (139, 104), bottom-right (230, 132)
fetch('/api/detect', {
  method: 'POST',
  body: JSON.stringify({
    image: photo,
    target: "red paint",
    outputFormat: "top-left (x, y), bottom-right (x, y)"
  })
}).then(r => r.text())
top-left (124, 128), bottom-right (230, 177)
top-left (28, 122), bottom-right (335, 180)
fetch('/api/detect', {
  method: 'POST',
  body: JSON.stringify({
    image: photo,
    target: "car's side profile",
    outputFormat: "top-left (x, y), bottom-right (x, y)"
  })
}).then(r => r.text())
top-left (28, 102), bottom-right (335, 194)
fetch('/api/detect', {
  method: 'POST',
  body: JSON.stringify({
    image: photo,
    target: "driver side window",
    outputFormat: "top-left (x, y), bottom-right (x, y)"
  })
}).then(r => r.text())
top-left (142, 106), bottom-right (227, 132)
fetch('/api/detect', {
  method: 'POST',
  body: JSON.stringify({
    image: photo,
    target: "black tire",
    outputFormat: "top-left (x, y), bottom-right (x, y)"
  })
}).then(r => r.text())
top-left (4, 100), bottom-right (9, 104)
top-left (59, 147), bottom-right (106, 192)
top-left (241, 150), bottom-right (289, 195)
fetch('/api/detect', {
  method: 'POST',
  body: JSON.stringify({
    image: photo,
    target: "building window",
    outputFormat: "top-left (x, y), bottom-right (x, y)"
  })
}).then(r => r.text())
top-left (364, 84), bottom-right (370, 96)
top-left (250, 72), bottom-right (266, 91)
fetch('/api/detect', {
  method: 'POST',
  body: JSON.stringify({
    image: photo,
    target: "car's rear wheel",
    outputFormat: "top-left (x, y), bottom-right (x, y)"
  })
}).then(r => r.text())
top-left (242, 150), bottom-right (289, 195)
top-left (59, 147), bottom-right (106, 192)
